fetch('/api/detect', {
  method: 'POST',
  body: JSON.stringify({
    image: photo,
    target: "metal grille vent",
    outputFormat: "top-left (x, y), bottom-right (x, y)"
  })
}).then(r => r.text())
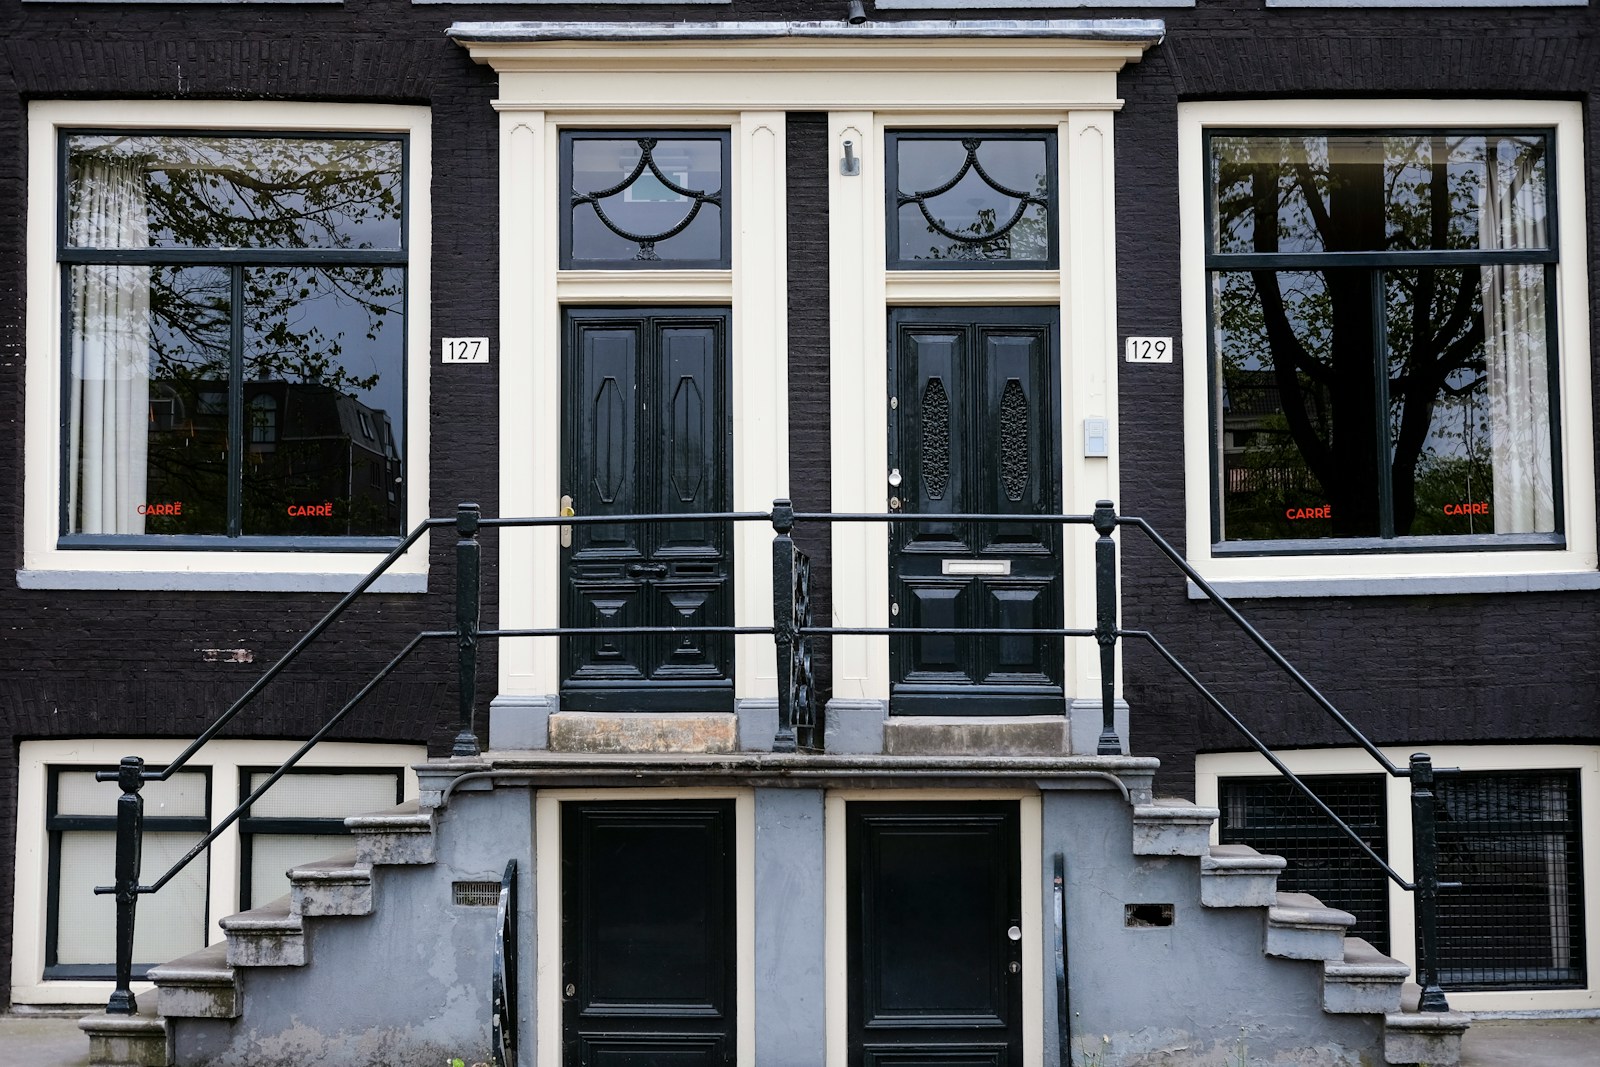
top-left (1219, 774), bottom-right (1390, 953)
top-left (1429, 771), bottom-right (1586, 991)
top-left (453, 881), bottom-right (501, 907)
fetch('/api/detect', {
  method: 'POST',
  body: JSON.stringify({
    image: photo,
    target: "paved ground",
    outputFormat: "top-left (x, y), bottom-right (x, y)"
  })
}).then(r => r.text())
top-left (3, 1010), bottom-right (1597, 1066)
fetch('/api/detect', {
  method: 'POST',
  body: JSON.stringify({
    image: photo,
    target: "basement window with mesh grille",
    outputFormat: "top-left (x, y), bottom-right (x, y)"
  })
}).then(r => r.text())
top-left (1219, 774), bottom-right (1391, 953)
top-left (1429, 770), bottom-right (1587, 991)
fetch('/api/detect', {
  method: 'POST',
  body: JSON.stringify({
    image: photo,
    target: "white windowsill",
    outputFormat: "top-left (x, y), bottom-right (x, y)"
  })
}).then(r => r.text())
top-left (17, 568), bottom-right (428, 593)
top-left (1187, 570), bottom-right (1600, 599)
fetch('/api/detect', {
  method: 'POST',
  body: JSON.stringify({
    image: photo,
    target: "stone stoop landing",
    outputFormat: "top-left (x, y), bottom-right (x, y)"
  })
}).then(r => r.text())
top-left (883, 715), bottom-right (1067, 756)
top-left (546, 711), bottom-right (739, 753)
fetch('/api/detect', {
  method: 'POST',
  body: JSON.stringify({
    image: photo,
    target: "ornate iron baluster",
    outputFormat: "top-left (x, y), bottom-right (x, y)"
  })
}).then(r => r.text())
top-left (1092, 500), bottom-right (1122, 755)
top-left (96, 755), bottom-right (147, 1014)
top-left (453, 503), bottom-right (482, 758)
top-left (1411, 754), bottom-right (1451, 1012)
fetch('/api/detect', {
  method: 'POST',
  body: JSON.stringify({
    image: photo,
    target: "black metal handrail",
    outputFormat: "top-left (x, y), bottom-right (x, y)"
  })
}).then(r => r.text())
top-left (98, 496), bottom-right (1454, 1028)
top-left (491, 859), bottom-right (518, 1067)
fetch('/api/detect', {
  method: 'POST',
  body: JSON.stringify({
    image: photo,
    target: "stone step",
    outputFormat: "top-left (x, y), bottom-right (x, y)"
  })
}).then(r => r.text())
top-left (220, 897), bottom-right (306, 968)
top-left (883, 715), bottom-right (1067, 756)
top-left (289, 849), bottom-right (374, 917)
top-left (1131, 797), bottom-right (1219, 856)
top-left (1266, 891), bottom-right (1357, 962)
top-left (148, 941), bottom-right (239, 1020)
top-left (1199, 843), bottom-right (1286, 907)
top-left (1323, 936), bottom-right (1413, 1014)
top-left (1384, 1009), bottom-right (1470, 1066)
top-left (79, 989), bottom-right (171, 1067)
top-left (347, 800), bottom-right (437, 866)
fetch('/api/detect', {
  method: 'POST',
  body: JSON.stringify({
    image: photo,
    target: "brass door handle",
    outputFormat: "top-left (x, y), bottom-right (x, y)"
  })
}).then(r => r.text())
top-left (560, 495), bottom-right (575, 548)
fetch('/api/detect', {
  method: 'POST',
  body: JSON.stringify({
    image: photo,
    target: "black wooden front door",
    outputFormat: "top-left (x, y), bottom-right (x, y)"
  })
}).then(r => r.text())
top-left (847, 801), bottom-right (1024, 1067)
top-left (561, 801), bottom-right (737, 1067)
top-left (562, 308), bottom-right (733, 711)
top-left (888, 308), bottom-right (1063, 715)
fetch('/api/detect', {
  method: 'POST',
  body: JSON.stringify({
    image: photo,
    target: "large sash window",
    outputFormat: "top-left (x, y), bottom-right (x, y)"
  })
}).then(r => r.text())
top-left (59, 132), bottom-right (408, 546)
top-left (1206, 130), bottom-right (1560, 550)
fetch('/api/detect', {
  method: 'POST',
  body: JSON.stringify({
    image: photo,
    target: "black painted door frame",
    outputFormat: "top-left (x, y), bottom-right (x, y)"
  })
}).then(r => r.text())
top-left (561, 307), bottom-right (734, 712)
top-left (561, 800), bottom-right (737, 1067)
top-left (887, 307), bottom-right (1065, 715)
top-left (846, 800), bottom-right (1025, 1066)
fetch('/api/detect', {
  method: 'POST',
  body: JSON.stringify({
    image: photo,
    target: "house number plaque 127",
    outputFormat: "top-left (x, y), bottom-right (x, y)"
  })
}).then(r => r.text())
top-left (441, 337), bottom-right (490, 364)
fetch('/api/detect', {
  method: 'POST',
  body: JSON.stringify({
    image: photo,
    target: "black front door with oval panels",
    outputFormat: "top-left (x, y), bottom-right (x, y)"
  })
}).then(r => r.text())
top-left (561, 308), bottom-right (733, 712)
top-left (888, 307), bottom-right (1064, 715)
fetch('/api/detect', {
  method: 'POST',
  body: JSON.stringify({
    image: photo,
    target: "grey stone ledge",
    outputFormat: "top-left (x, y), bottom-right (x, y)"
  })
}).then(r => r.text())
top-left (1269, 891), bottom-right (1358, 932)
top-left (1325, 937), bottom-right (1412, 981)
top-left (148, 943), bottom-right (233, 986)
top-left (219, 898), bottom-right (301, 935)
top-left (422, 750), bottom-right (1160, 796)
top-left (447, 18), bottom-right (1166, 43)
top-left (1201, 843), bottom-right (1287, 873)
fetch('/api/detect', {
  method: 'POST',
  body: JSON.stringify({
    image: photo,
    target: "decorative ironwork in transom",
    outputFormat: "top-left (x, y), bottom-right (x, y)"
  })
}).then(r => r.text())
top-left (561, 132), bottom-right (730, 269)
top-left (888, 132), bottom-right (1057, 269)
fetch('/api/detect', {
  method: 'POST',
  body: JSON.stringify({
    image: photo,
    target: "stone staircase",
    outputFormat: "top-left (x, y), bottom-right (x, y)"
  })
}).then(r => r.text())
top-left (81, 758), bottom-right (1469, 1067)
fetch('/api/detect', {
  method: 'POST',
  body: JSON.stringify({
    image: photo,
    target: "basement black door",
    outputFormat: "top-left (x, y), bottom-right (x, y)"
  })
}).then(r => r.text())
top-left (888, 308), bottom-right (1063, 715)
top-left (847, 801), bottom-right (1024, 1067)
top-left (562, 801), bottom-right (737, 1067)
top-left (562, 309), bottom-right (733, 712)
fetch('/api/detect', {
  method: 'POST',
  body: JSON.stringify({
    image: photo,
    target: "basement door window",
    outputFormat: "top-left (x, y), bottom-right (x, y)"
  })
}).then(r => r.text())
top-left (1430, 770), bottom-right (1586, 990)
top-left (560, 130), bottom-right (730, 268)
top-left (886, 131), bottom-right (1057, 268)
top-left (1206, 130), bottom-right (1561, 551)
top-left (58, 131), bottom-right (408, 547)
top-left (45, 767), bottom-right (211, 980)
top-left (237, 767), bottom-right (404, 910)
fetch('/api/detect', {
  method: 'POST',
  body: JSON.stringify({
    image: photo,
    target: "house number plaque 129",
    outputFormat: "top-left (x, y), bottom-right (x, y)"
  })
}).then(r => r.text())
top-left (1124, 337), bottom-right (1173, 363)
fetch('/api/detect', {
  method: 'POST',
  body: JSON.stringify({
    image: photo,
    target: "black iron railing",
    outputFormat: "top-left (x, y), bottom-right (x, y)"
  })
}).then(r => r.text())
top-left (491, 859), bottom-right (518, 1067)
top-left (97, 498), bottom-right (1455, 1027)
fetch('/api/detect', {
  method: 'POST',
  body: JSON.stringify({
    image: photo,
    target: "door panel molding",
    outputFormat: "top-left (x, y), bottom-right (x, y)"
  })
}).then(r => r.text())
top-left (561, 307), bottom-right (734, 710)
top-left (888, 307), bottom-right (1064, 715)
top-left (845, 800), bottom-right (1024, 1065)
top-left (561, 800), bottom-right (737, 1066)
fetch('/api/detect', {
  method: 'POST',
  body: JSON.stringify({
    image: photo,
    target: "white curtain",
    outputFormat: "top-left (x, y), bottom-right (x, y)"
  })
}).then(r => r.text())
top-left (67, 158), bottom-right (151, 534)
top-left (1479, 142), bottom-right (1554, 534)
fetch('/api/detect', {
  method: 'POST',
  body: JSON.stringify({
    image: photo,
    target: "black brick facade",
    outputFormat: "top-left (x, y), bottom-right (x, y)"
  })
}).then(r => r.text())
top-left (3, 0), bottom-right (1598, 1008)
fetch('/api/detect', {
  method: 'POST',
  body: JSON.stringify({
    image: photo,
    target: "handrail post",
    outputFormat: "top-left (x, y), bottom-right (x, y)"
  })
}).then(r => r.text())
top-left (1411, 752), bottom-right (1451, 1011)
top-left (771, 499), bottom-right (798, 753)
top-left (106, 755), bottom-right (145, 1014)
top-left (1092, 500), bottom-right (1122, 755)
top-left (453, 503), bottom-right (482, 758)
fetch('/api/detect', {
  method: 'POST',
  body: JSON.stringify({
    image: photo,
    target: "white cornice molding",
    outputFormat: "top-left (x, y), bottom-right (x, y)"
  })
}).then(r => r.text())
top-left (449, 20), bottom-right (1162, 76)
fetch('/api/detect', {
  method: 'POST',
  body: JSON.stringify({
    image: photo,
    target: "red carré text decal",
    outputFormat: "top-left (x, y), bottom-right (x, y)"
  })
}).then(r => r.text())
top-left (287, 503), bottom-right (335, 518)
top-left (137, 502), bottom-right (183, 516)
top-left (1284, 505), bottom-right (1331, 521)
top-left (1443, 502), bottom-right (1489, 516)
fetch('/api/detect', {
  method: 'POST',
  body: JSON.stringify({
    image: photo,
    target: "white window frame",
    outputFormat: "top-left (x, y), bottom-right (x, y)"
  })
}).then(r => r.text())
top-left (22, 100), bottom-right (433, 593)
top-left (1196, 744), bottom-right (1600, 1013)
top-left (10, 738), bottom-right (425, 1007)
top-left (1179, 99), bottom-right (1597, 598)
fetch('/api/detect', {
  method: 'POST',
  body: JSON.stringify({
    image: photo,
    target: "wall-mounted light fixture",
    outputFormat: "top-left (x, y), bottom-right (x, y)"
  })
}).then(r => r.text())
top-left (847, 0), bottom-right (868, 24)
top-left (840, 139), bottom-right (861, 177)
